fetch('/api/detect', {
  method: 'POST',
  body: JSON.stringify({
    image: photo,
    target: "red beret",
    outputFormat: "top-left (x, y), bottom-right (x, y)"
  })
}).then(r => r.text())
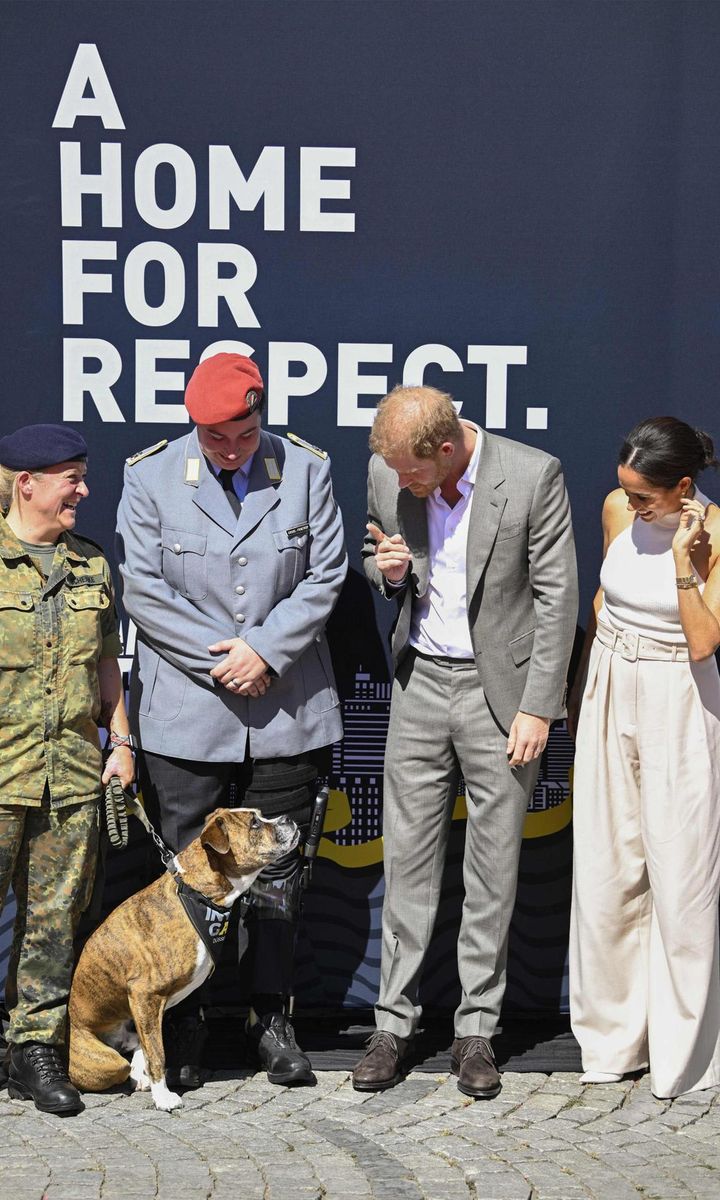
top-left (185, 354), bottom-right (265, 424)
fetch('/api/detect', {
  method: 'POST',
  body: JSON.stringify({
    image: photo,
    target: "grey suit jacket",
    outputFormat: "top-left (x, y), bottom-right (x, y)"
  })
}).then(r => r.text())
top-left (117, 428), bottom-right (347, 760)
top-left (362, 431), bottom-right (578, 732)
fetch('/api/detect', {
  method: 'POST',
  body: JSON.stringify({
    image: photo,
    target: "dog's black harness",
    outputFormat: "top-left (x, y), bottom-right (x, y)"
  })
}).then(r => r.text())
top-left (175, 880), bottom-right (233, 968)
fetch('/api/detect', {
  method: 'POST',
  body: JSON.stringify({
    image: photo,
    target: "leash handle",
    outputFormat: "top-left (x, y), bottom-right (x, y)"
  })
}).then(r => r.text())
top-left (104, 776), bottom-right (129, 849)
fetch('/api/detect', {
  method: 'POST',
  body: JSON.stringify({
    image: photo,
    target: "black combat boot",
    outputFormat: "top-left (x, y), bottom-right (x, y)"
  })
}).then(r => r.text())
top-left (8, 1042), bottom-right (83, 1115)
top-left (245, 1008), bottom-right (316, 1086)
top-left (164, 1010), bottom-right (208, 1089)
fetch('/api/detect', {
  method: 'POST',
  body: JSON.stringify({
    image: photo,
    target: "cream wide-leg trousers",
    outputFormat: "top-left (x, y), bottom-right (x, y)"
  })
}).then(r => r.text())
top-left (570, 626), bottom-right (720, 1098)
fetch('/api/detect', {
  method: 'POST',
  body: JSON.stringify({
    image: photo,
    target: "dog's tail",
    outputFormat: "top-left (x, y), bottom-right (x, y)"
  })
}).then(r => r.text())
top-left (69, 1026), bottom-right (131, 1092)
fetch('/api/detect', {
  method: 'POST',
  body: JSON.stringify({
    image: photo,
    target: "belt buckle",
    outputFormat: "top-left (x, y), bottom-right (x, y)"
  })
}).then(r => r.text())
top-left (621, 631), bottom-right (639, 662)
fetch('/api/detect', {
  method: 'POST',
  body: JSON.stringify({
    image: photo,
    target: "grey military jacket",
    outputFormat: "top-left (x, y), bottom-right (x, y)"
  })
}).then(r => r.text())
top-left (116, 428), bottom-right (347, 760)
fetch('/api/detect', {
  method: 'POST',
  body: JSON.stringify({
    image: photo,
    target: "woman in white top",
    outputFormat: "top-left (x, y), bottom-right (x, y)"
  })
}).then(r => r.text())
top-left (569, 416), bottom-right (720, 1098)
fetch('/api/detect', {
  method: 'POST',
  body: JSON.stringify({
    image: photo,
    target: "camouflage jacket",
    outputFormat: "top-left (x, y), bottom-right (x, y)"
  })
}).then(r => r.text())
top-left (0, 515), bottom-right (122, 807)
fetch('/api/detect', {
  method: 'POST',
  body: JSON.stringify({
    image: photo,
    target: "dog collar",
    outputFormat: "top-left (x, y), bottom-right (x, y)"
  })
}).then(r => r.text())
top-left (175, 879), bottom-right (233, 969)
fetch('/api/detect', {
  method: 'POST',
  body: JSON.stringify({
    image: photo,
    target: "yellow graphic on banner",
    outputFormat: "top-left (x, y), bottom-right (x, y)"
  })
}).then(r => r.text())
top-left (132, 781), bottom-right (571, 868)
top-left (317, 779), bottom-right (573, 868)
top-left (318, 790), bottom-right (384, 867)
top-left (523, 792), bottom-right (572, 838)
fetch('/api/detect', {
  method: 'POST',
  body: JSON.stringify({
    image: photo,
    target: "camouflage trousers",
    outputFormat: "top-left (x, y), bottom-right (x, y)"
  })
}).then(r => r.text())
top-left (0, 792), bottom-right (99, 1046)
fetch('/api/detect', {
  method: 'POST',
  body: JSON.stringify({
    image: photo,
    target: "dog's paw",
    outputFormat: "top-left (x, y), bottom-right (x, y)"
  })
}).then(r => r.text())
top-left (151, 1080), bottom-right (183, 1112)
top-left (129, 1048), bottom-right (151, 1091)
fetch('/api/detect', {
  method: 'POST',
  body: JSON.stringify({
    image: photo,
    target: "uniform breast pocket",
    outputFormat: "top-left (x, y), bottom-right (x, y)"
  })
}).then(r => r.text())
top-left (0, 591), bottom-right (36, 668)
top-left (161, 527), bottom-right (208, 600)
top-left (272, 526), bottom-right (309, 590)
top-left (64, 587), bottom-right (109, 665)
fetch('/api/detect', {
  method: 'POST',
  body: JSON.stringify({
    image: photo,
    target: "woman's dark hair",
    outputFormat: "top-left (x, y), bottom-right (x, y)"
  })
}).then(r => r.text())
top-left (619, 416), bottom-right (719, 488)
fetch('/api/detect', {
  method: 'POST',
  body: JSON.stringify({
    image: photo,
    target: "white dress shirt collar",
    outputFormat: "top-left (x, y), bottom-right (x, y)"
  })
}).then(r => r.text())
top-left (447, 421), bottom-right (482, 500)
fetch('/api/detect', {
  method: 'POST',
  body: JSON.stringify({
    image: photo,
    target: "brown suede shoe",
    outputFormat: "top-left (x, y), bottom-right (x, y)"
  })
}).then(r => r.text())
top-left (352, 1031), bottom-right (411, 1092)
top-left (450, 1035), bottom-right (501, 1098)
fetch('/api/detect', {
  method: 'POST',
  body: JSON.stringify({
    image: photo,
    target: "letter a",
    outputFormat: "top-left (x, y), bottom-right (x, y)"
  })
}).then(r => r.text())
top-left (52, 44), bottom-right (125, 129)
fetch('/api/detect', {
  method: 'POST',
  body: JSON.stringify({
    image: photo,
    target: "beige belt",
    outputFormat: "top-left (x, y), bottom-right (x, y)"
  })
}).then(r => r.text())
top-left (595, 620), bottom-right (689, 662)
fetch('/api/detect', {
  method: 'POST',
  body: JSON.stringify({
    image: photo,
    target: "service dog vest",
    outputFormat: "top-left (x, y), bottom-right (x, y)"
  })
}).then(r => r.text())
top-left (176, 879), bottom-right (233, 969)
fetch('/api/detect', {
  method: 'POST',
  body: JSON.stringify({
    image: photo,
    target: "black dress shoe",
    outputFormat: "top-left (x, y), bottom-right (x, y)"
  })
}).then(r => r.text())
top-left (352, 1031), bottom-right (412, 1091)
top-left (8, 1043), bottom-right (83, 1115)
top-left (164, 1012), bottom-right (207, 1090)
top-left (246, 1013), bottom-right (316, 1086)
top-left (450, 1035), bottom-right (501, 1098)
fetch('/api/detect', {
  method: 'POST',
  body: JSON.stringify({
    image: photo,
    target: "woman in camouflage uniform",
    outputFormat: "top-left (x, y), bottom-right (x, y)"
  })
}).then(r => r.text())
top-left (0, 424), bottom-right (134, 1115)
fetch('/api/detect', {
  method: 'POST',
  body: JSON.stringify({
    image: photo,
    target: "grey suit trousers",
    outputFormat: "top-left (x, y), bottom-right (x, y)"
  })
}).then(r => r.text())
top-left (377, 650), bottom-right (540, 1039)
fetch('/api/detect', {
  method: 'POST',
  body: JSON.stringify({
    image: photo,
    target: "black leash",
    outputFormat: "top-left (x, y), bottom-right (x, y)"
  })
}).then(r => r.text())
top-left (104, 778), bottom-right (330, 883)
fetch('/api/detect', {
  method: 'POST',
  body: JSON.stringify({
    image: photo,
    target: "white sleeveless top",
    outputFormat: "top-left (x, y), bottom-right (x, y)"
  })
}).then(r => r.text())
top-left (598, 488), bottom-right (712, 644)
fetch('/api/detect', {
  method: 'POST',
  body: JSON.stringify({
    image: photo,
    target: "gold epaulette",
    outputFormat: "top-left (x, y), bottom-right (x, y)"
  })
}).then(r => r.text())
top-left (287, 432), bottom-right (328, 460)
top-left (126, 439), bottom-right (168, 466)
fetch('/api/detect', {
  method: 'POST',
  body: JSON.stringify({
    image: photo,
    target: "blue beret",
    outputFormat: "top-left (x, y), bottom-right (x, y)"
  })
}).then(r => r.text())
top-left (0, 424), bottom-right (88, 471)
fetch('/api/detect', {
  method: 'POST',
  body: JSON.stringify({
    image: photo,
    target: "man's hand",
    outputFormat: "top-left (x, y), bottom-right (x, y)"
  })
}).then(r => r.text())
top-left (507, 712), bottom-right (550, 768)
top-left (366, 522), bottom-right (412, 584)
top-left (209, 638), bottom-right (272, 697)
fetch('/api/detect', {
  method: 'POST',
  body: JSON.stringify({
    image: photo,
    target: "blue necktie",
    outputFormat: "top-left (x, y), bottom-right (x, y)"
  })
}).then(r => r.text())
top-left (219, 469), bottom-right (241, 517)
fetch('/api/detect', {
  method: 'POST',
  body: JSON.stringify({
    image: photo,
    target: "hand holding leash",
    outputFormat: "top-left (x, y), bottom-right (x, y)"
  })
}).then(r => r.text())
top-left (101, 744), bottom-right (134, 788)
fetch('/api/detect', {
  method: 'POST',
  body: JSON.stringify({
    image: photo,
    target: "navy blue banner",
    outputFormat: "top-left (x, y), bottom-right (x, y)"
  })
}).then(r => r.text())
top-left (2, 0), bottom-right (719, 1012)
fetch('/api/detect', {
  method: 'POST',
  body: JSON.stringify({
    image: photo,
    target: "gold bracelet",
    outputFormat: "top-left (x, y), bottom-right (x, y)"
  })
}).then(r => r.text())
top-left (676, 575), bottom-right (698, 590)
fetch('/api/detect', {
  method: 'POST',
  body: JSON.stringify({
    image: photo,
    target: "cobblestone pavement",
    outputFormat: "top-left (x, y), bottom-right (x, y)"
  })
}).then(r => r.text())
top-left (1, 1070), bottom-right (719, 1200)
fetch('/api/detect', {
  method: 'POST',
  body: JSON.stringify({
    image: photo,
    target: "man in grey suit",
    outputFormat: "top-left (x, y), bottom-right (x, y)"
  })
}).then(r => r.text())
top-left (116, 353), bottom-right (346, 1087)
top-left (352, 385), bottom-right (577, 1097)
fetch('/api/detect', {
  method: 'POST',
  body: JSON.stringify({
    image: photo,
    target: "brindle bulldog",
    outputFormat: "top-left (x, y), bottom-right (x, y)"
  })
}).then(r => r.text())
top-left (69, 807), bottom-right (298, 1111)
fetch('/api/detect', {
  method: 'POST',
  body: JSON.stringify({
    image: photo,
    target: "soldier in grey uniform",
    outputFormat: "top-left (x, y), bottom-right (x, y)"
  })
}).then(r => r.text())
top-left (116, 353), bottom-right (347, 1085)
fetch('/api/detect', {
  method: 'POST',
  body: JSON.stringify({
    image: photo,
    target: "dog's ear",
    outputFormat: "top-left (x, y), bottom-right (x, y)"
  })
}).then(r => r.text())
top-left (201, 810), bottom-right (231, 855)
